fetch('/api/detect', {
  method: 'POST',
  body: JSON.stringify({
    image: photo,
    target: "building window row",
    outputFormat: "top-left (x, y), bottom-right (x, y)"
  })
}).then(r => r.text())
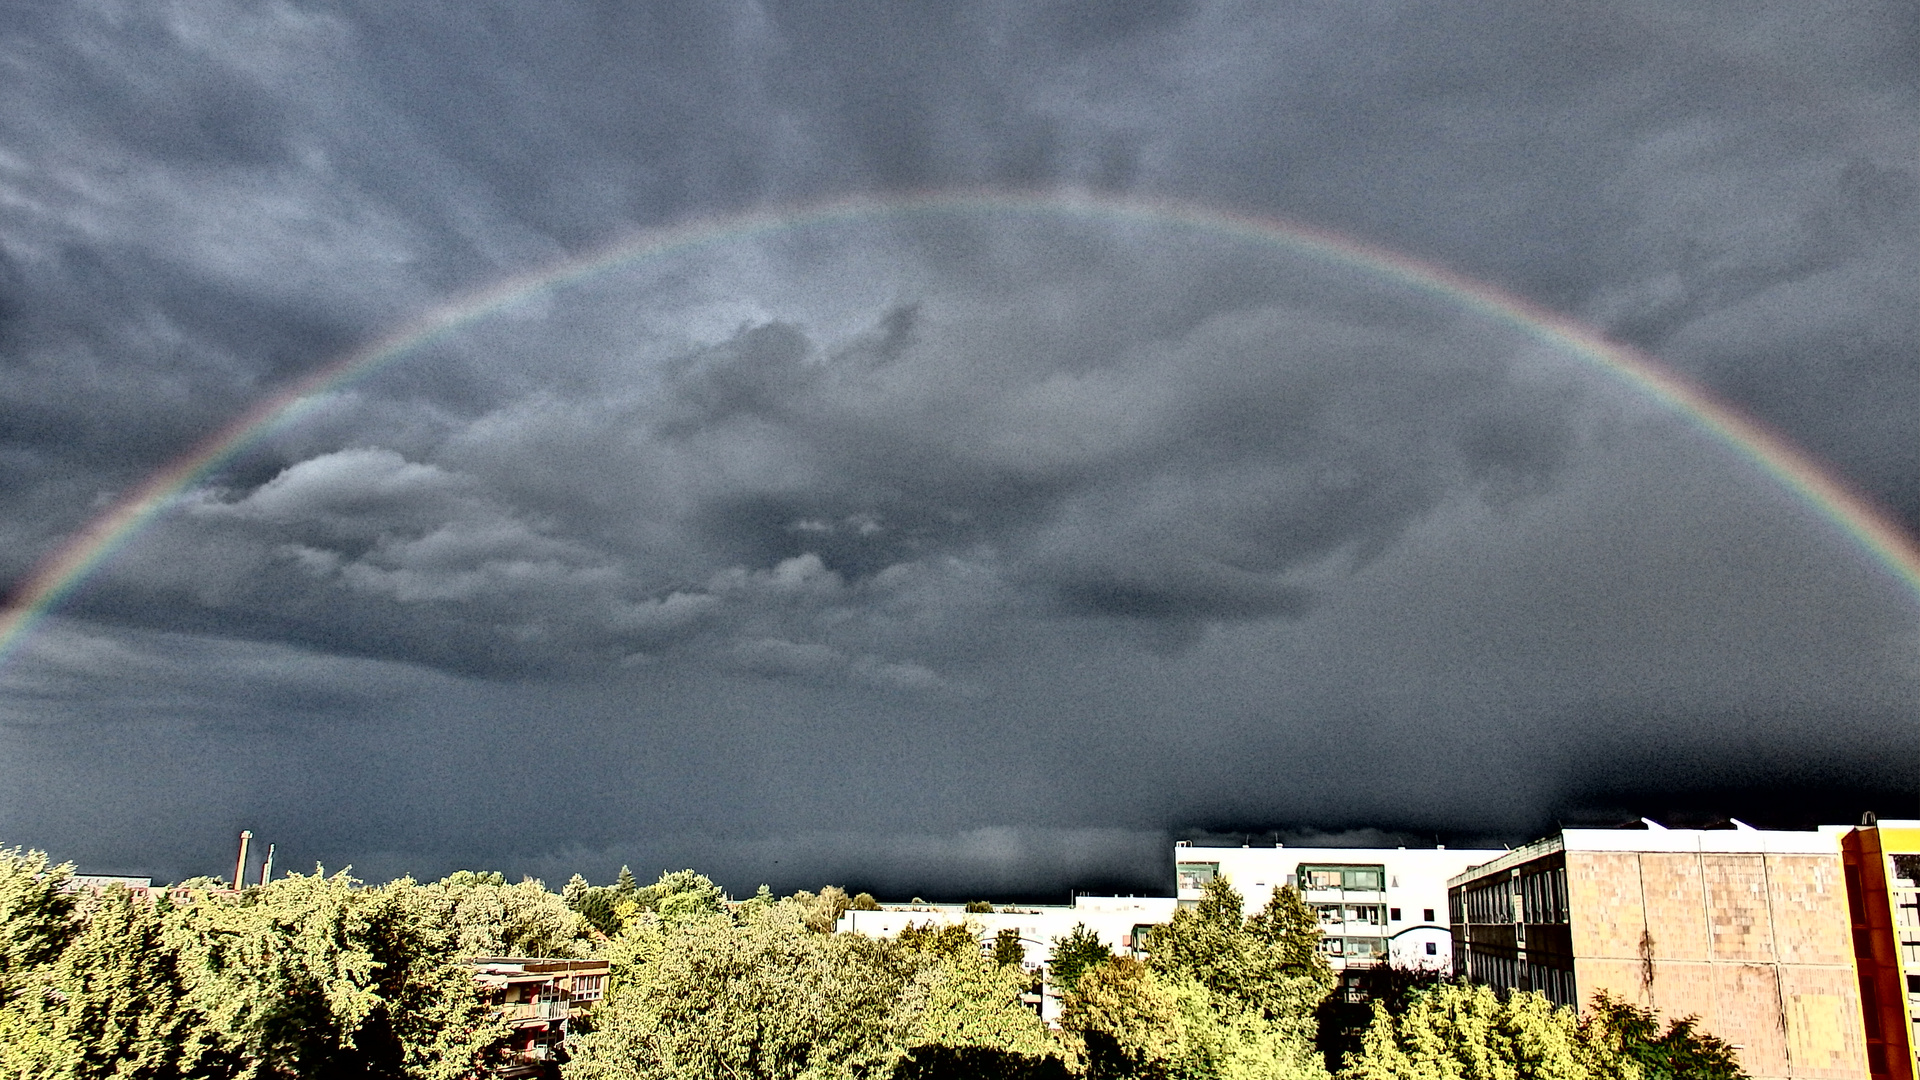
top-left (1299, 864), bottom-right (1385, 891)
top-left (1519, 868), bottom-right (1568, 925)
top-left (1456, 878), bottom-right (1513, 925)
top-left (1318, 936), bottom-right (1387, 960)
top-left (1176, 863), bottom-right (1219, 891)
top-left (1317, 903), bottom-right (1386, 926)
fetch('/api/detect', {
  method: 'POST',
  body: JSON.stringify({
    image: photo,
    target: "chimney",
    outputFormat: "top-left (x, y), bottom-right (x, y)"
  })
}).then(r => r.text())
top-left (234, 830), bottom-right (252, 890)
top-left (260, 843), bottom-right (275, 887)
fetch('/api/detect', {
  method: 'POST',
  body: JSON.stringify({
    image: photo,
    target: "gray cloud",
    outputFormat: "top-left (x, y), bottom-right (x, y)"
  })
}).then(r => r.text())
top-left (0, 0), bottom-right (1913, 892)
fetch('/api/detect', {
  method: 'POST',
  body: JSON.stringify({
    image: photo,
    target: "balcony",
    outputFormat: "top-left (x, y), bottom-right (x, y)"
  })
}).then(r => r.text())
top-left (504, 999), bottom-right (572, 1024)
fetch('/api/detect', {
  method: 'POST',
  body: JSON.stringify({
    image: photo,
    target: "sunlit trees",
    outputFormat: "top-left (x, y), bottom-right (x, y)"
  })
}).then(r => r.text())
top-left (422, 869), bottom-right (592, 958)
top-left (1048, 923), bottom-right (1110, 995)
top-left (572, 892), bottom-right (1070, 1080)
top-left (1057, 876), bottom-right (1337, 1080)
top-left (1578, 992), bottom-right (1746, 1080)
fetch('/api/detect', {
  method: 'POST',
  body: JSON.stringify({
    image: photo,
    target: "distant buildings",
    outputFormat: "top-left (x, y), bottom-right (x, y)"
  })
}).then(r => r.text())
top-left (1175, 840), bottom-right (1504, 997)
top-left (838, 895), bottom-right (1178, 1021)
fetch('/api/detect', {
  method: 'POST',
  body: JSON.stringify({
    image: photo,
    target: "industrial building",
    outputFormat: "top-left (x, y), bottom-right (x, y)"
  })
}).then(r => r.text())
top-left (1448, 820), bottom-right (1870, 1080)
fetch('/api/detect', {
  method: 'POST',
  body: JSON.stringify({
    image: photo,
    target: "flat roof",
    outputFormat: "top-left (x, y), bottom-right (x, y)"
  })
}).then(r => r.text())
top-left (1448, 826), bottom-right (1843, 887)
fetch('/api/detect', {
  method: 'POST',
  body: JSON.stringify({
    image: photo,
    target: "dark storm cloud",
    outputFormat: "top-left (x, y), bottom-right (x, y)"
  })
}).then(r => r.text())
top-left (0, 0), bottom-right (1914, 889)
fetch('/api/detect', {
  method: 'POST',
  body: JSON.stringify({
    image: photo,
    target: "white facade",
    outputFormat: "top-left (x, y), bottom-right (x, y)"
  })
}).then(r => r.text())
top-left (837, 895), bottom-right (1178, 1021)
top-left (1174, 843), bottom-right (1505, 973)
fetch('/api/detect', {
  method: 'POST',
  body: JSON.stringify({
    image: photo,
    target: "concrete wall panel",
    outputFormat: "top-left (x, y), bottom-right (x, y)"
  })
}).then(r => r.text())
top-left (1570, 852), bottom-right (1648, 959)
top-left (1705, 853), bottom-right (1778, 964)
top-left (1767, 854), bottom-right (1852, 967)
top-left (1641, 852), bottom-right (1711, 961)
top-left (1779, 963), bottom-right (1870, 1079)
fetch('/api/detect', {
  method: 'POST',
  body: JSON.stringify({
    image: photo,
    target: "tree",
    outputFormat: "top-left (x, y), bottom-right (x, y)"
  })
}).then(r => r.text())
top-left (1337, 982), bottom-right (1593, 1080)
top-left (422, 871), bottom-right (591, 957)
top-left (898, 920), bottom-right (982, 962)
top-left (966, 900), bottom-right (996, 914)
top-left (993, 928), bottom-right (1027, 968)
top-left (1048, 923), bottom-right (1109, 995)
top-left (852, 893), bottom-right (883, 911)
top-left (1579, 993), bottom-right (1746, 1080)
top-left (161, 870), bottom-right (502, 1079)
top-left (788, 885), bottom-right (854, 934)
top-left (39, 885), bottom-right (203, 1079)
top-left (568, 902), bottom-right (916, 1080)
top-left (1058, 956), bottom-right (1189, 1080)
top-left (1148, 879), bottom-right (1335, 1037)
top-left (633, 869), bottom-right (726, 924)
top-left (0, 846), bottom-right (80, 1003)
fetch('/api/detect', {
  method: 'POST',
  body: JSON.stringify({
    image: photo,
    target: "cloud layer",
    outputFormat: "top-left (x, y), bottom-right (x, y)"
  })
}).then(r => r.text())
top-left (0, 0), bottom-right (1913, 892)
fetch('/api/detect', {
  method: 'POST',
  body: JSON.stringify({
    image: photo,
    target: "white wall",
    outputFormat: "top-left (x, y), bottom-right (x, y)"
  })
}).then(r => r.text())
top-left (1174, 844), bottom-right (1505, 972)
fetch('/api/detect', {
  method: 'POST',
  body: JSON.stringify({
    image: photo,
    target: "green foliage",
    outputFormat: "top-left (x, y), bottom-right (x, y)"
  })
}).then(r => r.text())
top-left (891, 1044), bottom-right (1074, 1080)
top-left (898, 920), bottom-right (982, 962)
top-left (634, 869), bottom-right (727, 921)
top-left (573, 897), bottom-right (1067, 1080)
top-left (851, 893), bottom-right (883, 911)
top-left (787, 884), bottom-right (855, 934)
top-left (0, 846), bottom-right (80, 1003)
top-left (571, 903), bottom-right (911, 1080)
top-left (1579, 993), bottom-right (1747, 1080)
top-left (1048, 923), bottom-right (1110, 994)
top-left (1337, 983), bottom-right (1751, 1080)
top-left (966, 900), bottom-right (996, 913)
top-left (1148, 879), bottom-right (1335, 1040)
top-left (1338, 982), bottom-right (1598, 1080)
top-left (422, 870), bottom-right (592, 958)
top-left (993, 928), bottom-right (1027, 967)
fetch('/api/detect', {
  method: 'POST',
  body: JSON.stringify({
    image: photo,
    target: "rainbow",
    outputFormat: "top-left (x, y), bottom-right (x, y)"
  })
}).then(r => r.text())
top-left (3, 190), bottom-right (1918, 669)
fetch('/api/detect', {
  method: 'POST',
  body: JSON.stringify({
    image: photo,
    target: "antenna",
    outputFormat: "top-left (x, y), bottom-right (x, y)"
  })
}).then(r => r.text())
top-left (234, 830), bottom-right (252, 890)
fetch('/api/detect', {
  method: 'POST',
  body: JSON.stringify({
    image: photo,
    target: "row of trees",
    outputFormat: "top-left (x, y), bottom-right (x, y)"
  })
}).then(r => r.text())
top-left (0, 843), bottom-right (1746, 1079)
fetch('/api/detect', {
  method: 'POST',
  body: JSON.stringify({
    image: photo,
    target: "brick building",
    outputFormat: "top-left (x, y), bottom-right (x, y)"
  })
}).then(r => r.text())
top-left (1449, 821), bottom-right (1869, 1080)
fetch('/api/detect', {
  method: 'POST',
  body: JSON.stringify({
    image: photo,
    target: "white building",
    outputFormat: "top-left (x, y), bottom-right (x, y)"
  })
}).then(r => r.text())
top-left (837, 895), bottom-right (1179, 1022)
top-left (1174, 842), bottom-right (1506, 976)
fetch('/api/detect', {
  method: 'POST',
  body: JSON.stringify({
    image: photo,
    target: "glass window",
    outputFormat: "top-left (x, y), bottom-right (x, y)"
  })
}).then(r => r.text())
top-left (1390, 907), bottom-right (1402, 921)
top-left (1177, 863), bottom-right (1219, 891)
top-left (1424, 908), bottom-right (1435, 922)
top-left (1426, 942), bottom-right (1438, 955)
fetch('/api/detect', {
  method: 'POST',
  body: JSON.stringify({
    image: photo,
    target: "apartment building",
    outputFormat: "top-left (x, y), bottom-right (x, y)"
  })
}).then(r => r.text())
top-left (1448, 821), bottom-right (1868, 1080)
top-left (468, 957), bottom-right (610, 1078)
top-left (1838, 817), bottom-right (1920, 1080)
top-left (1174, 842), bottom-right (1504, 979)
top-left (837, 895), bottom-right (1179, 1022)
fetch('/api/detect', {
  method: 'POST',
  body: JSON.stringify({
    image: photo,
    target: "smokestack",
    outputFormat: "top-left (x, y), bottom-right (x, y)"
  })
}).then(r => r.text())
top-left (260, 843), bottom-right (275, 887)
top-left (234, 830), bottom-right (252, 891)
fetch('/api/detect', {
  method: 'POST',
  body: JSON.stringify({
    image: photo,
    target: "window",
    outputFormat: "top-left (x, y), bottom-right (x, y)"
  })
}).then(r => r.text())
top-left (1389, 907), bottom-right (1401, 921)
top-left (1426, 942), bottom-right (1438, 955)
top-left (1424, 908), bottom-right (1435, 922)
top-left (1298, 864), bottom-right (1387, 891)
top-left (1177, 863), bottom-right (1219, 891)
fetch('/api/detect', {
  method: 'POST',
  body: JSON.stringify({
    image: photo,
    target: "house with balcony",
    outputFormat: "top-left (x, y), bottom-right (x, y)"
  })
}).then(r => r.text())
top-left (468, 957), bottom-right (610, 1078)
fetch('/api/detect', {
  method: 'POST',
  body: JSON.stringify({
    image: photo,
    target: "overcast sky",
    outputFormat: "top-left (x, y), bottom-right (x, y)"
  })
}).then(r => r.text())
top-left (1, 0), bottom-right (1915, 898)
